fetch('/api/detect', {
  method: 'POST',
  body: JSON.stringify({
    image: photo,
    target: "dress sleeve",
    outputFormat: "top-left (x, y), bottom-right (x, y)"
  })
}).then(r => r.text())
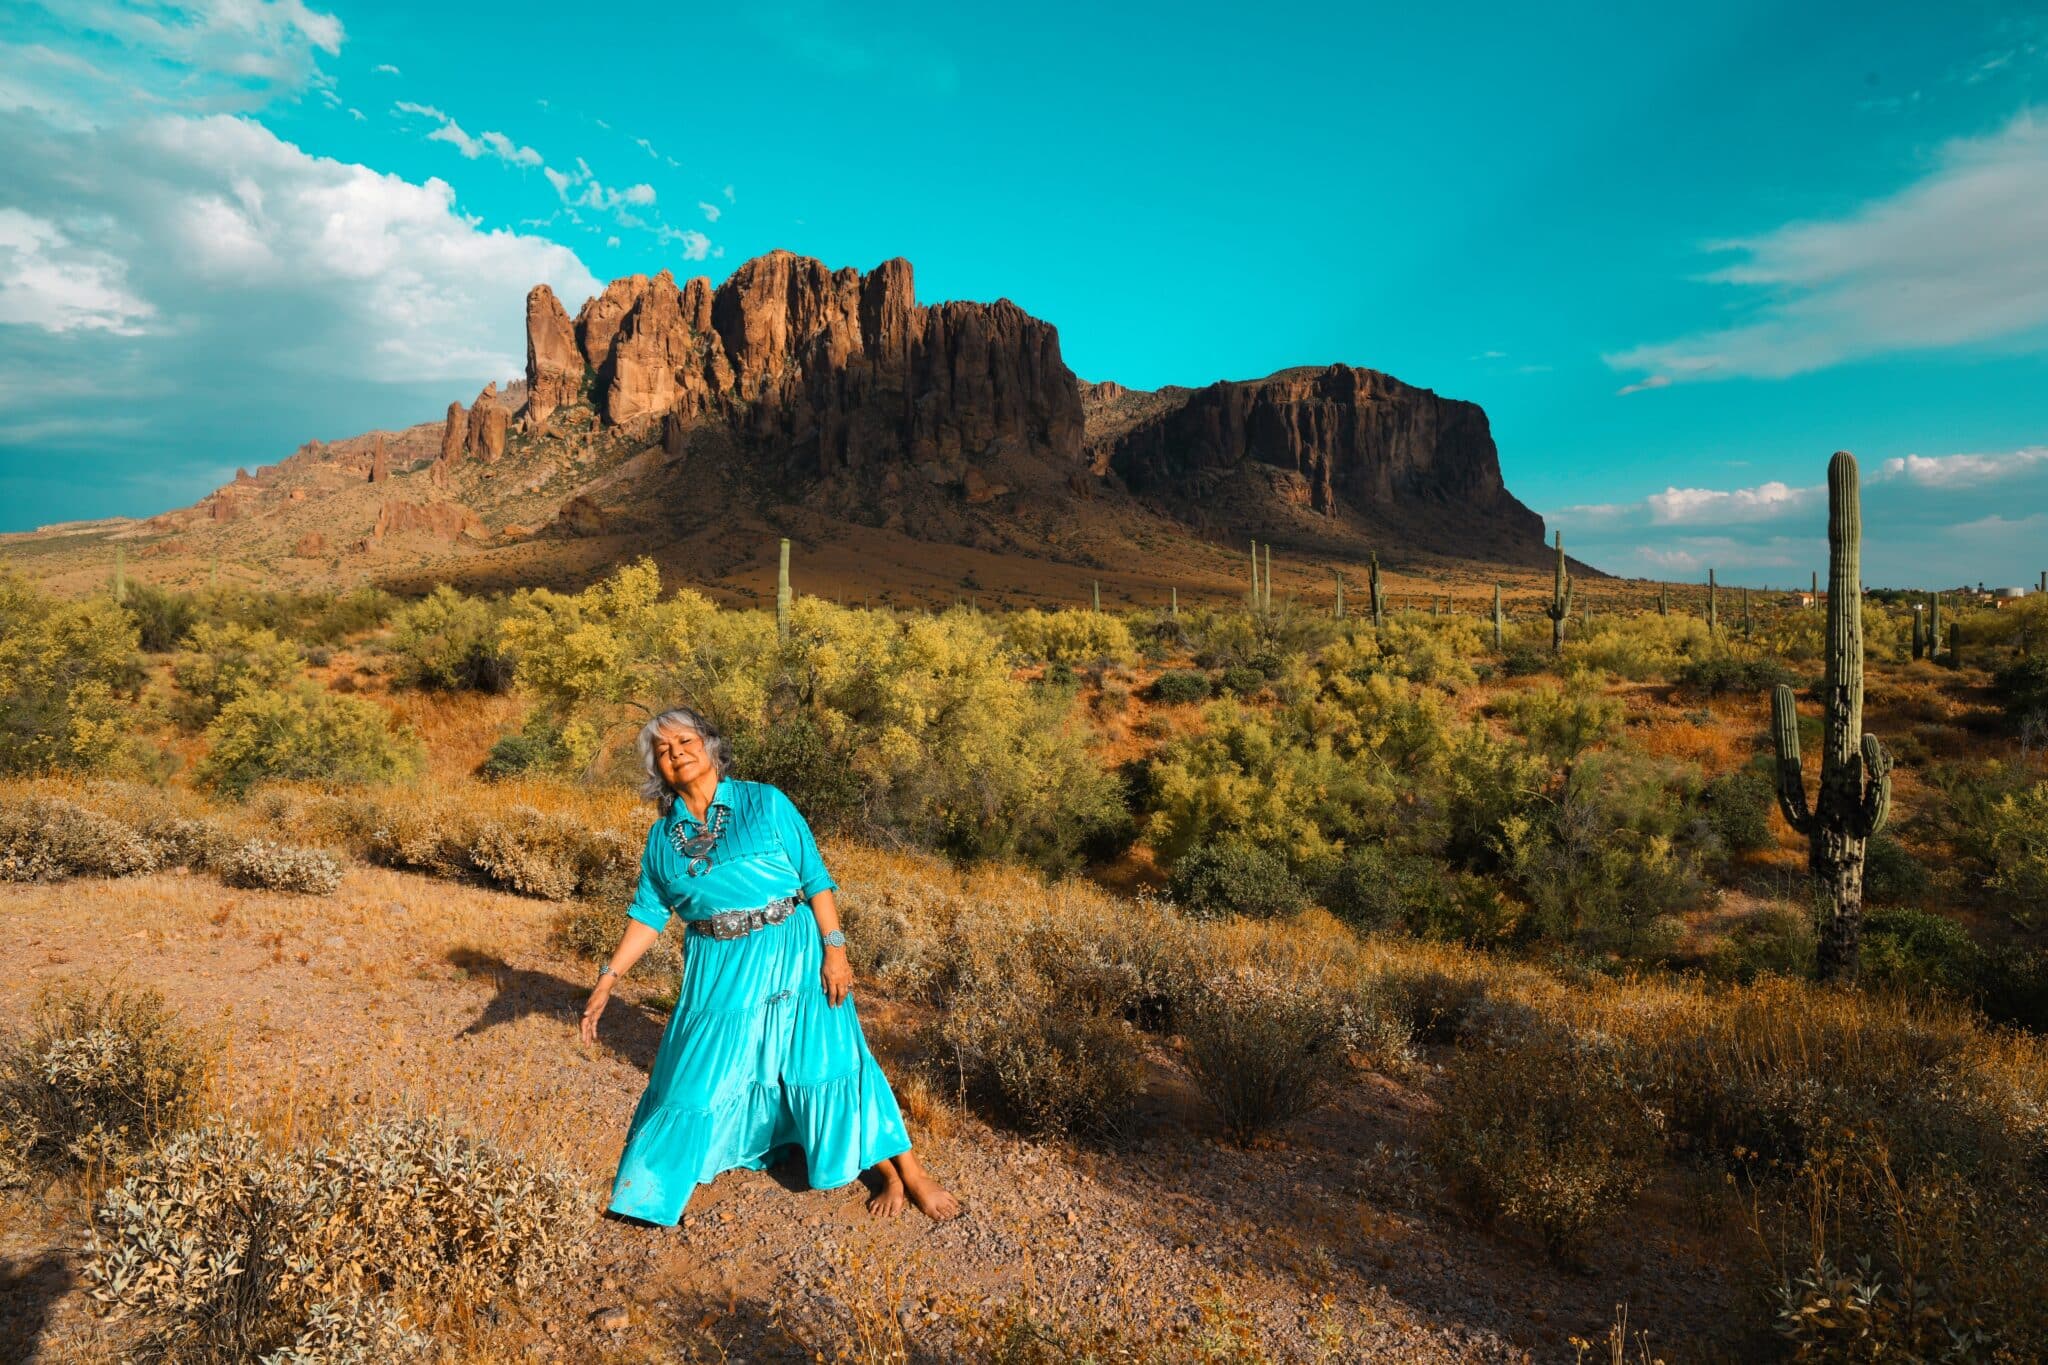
top-left (625, 819), bottom-right (671, 932)
top-left (772, 787), bottom-right (836, 899)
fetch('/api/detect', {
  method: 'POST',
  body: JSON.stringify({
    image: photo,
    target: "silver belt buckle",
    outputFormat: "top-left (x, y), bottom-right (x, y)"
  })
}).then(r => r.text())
top-left (692, 896), bottom-right (797, 940)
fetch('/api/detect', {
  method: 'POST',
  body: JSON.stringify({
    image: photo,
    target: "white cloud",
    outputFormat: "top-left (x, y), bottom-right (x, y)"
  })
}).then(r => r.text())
top-left (372, 62), bottom-right (399, 75)
top-left (0, 208), bottom-right (154, 334)
top-left (1608, 108), bottom-right (2048, 387)
top-left (635, 136), bottom-right (658, 158)
top-left (1616, 374), bottom-right (1672, 396)
top-left (622, 182), bottom-right (654, 206)
top-left (395, 102), bottom-right (543, 169)
top-left (723, 183), bottom-right (735, 202)
top-left (1, 109), bottom-right (598, 385)
top-left (1645, 480), bottom-right (1823, 525)
top-left (658, 226), bottom-right (711, 260)
top-left (605, 235), bottom-right (619, 247)
top-left (697, 200), bottom-right (721, 222)
top-left (1879, 446), bottom-right (2048, 487)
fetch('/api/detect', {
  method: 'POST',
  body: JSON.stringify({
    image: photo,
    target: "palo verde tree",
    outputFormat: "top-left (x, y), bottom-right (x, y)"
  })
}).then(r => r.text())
top-left (1770, 451), bottom-right (1893, 982)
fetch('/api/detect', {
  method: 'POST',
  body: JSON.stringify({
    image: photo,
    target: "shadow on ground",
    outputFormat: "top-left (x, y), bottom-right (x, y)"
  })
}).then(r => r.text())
top-left (0, 1251), bottom-right (74, 1365)
top-left (446, 949), bottom-right (669, 1072)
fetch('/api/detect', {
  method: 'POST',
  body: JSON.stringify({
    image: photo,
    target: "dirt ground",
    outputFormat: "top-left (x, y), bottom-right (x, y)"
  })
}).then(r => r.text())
top-left (1, 859), bottom-right (1752, 1363)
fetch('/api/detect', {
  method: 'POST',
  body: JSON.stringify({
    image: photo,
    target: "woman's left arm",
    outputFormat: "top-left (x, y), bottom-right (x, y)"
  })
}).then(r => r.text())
top-left (810, 887), bottom-right (853, 1007)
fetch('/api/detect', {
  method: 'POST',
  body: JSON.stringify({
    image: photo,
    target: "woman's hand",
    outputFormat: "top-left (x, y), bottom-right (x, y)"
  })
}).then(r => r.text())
top-left (821, 945), bottom-right (853, 1008)
top-left (580, 979), bottom-right (613, 1045)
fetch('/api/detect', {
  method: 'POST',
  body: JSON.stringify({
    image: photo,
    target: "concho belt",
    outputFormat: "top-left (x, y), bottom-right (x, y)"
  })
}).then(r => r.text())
top-left (687, 896), bottom-right (799, 940)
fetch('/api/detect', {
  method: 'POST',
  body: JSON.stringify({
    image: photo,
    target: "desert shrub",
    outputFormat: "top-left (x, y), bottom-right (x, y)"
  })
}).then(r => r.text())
top-left (0, 571), bottom-right (143, 776)
top-left (215, 838), bottom-right (342, 895)
top-left (0, 795), bottom-right (159, 882)
top-left (1375, 617), bottom-right (1481, 688)
top-left (468, 806), bottom-right (632, 901)
top-left (726, 709), bottom-right (868, 834)
top-left (1498, 644), bottom-right (1548, 677)
top-left (88, 1114), bottom-right (583, 1361)
top-left (1495, 752), bottom-right (1705, 955)
top-left (926, 978), bottom-right (1144, 1140)
top-left (1704, 906), bottom-right (1815, 982)
top-left (1569, 613), bottom-right (1714, 681)
top-left (479, 721), bottom-right (570, 782)
top-left (503, 564), bottom-right (1119, 872)
top-left (1487, 677), bottom-right (1624, 759)
top-left (1175, 959), bottom-right (1355, 1143)
top-left (1861, 907), bottom-right (1981, 998)
top-left (1674, 653), bottom-right (1797, 698)
top-left (999, 609), bottom-right (1135, 666)
top-left (1167, 841), bottom-right (1306, 919)
top-left (553, 901), bottom-right (684, 983)
top-left (1148, 669), bottom-right (1210, 705)
top-left (1381, 968), bottom-right (1494, 1046)
top-left (1984, 783), bottom-right (2048, 921)
top-left (170, 621), bottom-right (305, 726)
top-left (0, 984), bottom-right (208, 1181)
top-left (1861, 831), bottom-right (1929, 904)
top-left (196, 683), bottom-right (422, 798)
top-left (1699, 760), bottom-right (1775, 856)
top-left (363, 796), bottom-right (475, 877)
top-left (1994, 653), bottom-right (2048, 728)
top-left (1429, 1027), bottom-right (1660, 1260)
top-left (122, 582), bottom-right (199, 652)
top-left (1215, 663), bottom-right (1264, 696)
top-left (388, 586), bottom-right (513, 692)
top-left (1433, 725), bottom-right (1549, 872)
top-left (1320, 844), bottom-right (1493, 941)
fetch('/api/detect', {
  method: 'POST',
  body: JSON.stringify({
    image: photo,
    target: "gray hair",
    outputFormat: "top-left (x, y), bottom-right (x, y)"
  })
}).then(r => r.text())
top-left (637, 706), bottom-right (732, 813)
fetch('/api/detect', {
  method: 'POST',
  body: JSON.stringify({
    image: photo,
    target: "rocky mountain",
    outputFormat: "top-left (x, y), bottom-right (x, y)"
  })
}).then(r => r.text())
top-left (2, 249), bottom-right (1557, 605)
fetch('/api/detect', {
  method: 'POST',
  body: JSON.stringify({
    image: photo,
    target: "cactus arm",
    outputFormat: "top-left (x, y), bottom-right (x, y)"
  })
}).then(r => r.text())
top-left (1770, 683), bottom-right (1818, 834)
top-left (1854, 734), bottom-right (1892, 838)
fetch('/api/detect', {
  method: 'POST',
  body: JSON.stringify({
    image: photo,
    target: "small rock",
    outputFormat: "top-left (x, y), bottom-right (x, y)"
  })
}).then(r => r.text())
top-left (591, 1306), bottom-right (629, 1332)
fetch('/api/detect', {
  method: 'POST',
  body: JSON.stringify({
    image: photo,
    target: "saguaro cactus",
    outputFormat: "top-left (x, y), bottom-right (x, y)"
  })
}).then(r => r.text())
top-left (1092, 580), bottom-right (1101, 612)
top-left (1948, 623), bottom-right (1961, 670)
top-left (777, 538), bottom-right (792, 643)
top-left (1263, 544), bottom-right (1273, 612)
top-left (1929, 592), bottom-right (1942, 663)
top-left (1811, 570), bottom-right (1818, 596)
top-left (1249, 540), bottom-right (1259, 611)
top-left (1545, 532), bottom-right (1571, 652)
top-left (1171, 586), bottom-right (1179, 621)
top-left (1492, 582), bottom-right (1504, 649)
top-left (1911, 607), bottom-right (1924, 661)
top-left (112, 547), bottom-right (126, 603)
top-left (1742, 586), bottom-right (1752, 639)
top-left (1658, 583), bottom-right (1668, 616)
top-left (1707, 569), bottom-right (1718, 634)
top-left (1333, 571), bottom-right (1345, 620)
top-left (1369, 554), bottom-right (1386, 627)
top-left (1770, 451), bottom-right (1892, 983)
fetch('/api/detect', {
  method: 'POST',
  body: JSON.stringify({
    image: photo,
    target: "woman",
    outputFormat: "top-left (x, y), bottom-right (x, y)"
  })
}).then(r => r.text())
top-left (580, 706), bottom-right (959, 1224)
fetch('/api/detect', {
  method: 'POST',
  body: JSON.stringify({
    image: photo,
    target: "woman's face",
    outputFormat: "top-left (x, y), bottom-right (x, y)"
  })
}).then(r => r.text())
top-left (653, 724), bottom-right (714, 791)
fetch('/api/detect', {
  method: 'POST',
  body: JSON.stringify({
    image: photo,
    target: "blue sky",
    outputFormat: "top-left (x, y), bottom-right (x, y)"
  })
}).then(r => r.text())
top-left (2, 0), bottom-right (2046, 588)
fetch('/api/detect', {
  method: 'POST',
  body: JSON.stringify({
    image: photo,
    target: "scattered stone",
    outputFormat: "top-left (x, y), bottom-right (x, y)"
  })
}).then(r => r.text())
top-left (591, 1306), bottom-right (629, 1332)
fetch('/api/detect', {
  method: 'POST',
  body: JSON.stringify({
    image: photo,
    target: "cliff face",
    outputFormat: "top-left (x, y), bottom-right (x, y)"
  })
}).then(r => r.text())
top-left (537, 250), bottom-right (1084, 486)
top-left (1098, 364), bottom-right (1541, 540)
top-left (519, 252), bottom-right (1545, 559)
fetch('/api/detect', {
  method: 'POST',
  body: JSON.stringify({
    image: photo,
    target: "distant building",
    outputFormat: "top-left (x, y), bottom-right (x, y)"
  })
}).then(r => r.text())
top-left (1993, 587), bottom-right (2027, 606)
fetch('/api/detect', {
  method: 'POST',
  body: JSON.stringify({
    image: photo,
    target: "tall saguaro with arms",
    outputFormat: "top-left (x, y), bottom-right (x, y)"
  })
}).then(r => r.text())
top-left (1770, 451), bottom-right (1893, 983)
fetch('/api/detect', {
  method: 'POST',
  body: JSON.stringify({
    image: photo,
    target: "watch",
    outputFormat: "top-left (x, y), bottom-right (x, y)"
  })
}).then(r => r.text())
top-left (820, 930), bottom-right (846, 950)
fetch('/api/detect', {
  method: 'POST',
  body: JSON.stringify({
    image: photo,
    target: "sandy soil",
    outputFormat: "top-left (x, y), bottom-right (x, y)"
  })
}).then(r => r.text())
top-left (2, 860), bottom-right (1751, 1363)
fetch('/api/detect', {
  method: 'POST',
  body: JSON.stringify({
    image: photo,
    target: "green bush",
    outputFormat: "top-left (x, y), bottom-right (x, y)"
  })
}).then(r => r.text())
top-left (1215, 664), bottom-right (1264, 696)
top-left (0, 572), bottom-right (143, 776)
top-left (0, 984), bottom-right (209, 1182)
top-left (170, 621), bottom-right (305, 727)
top-left (1700, 761), bottom-right (1776, 856)
top-left (388, 586), bottom-right (514, 692)
top-left (1704, 906), bottom-right (1815, 982)
top-left (121, 582), bottom-right (198, 652)
top-left (1175, 960), bottom-right (1354, 1143)
top-left (999, 609), bottom-right (1135, 666)
top-left (1673, 653), bottom-right (1798, 698)
top-left (1167, 842), bottom-right (1307, 919)
top-left (1985, 784), bottom-right (2048, 921)
top-left (1862, 831), bottom-right (1930, 904)
top-left (1993, 654), bottom-right (2048, 728)
top-left (1976, 945), bottom-right (2048, 1032)
top-left (1148, 670), bottom-right (1211, 705)
top-left (727, 710), bottom-right (868, 835)
top-left (1862, 908), bottom-right (1981, 998)
top-left (1488, 678), bottom-right (1624, 760)
top-left (196, 683), bottom-right (422, 798)
top-left (479, 722), bottom-right (570, 781)
top-left (1499, 645), bottom-right (1548, 677)
top-left (1429, 1028), bottom-right (1660, 1261)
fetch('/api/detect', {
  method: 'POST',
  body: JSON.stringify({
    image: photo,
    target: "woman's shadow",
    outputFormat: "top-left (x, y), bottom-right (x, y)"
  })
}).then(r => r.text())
top-left (446, 949), bottom-right (669, 1073)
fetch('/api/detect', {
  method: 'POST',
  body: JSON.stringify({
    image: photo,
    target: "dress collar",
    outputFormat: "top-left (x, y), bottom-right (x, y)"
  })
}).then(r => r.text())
top-left (673, 775), bottom-right (735, 829)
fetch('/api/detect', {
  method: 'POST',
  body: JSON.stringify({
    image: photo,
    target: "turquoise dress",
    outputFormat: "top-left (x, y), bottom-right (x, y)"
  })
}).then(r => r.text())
top-left (606, 776), bottom-right (911, 1226)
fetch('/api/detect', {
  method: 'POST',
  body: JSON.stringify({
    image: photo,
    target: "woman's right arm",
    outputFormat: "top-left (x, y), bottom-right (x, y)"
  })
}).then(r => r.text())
top-left (580, 920), bottom-right (662, 1045)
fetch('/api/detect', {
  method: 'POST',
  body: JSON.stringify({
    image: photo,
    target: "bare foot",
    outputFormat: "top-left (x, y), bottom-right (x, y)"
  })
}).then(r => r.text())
top-left (892, 1153), bottom-right (961, 1222)
top-left (866, 1168), bottom-right (905, 1217)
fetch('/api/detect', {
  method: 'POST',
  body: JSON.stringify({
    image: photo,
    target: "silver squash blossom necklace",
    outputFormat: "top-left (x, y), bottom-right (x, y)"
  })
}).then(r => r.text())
top-left (670, 802), bottom-right (730, 876)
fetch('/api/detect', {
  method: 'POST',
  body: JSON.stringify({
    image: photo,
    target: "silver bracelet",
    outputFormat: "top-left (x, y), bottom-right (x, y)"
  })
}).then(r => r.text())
top-left (596, 964), bottom-right (618, 984)
top-left (820, 929), bottom-right (846, 950)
